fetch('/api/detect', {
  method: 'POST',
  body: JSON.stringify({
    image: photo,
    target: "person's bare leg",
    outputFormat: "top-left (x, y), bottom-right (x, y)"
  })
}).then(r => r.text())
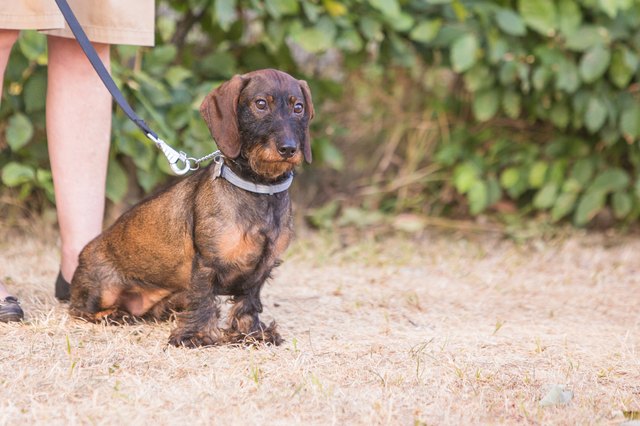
top-left (46, 35), bottom-right (111, 287)
top-left (0, 30), bottom-right (20, 299)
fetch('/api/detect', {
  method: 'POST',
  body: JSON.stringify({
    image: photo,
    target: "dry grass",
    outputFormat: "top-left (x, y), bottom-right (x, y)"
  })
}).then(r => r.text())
top-left (1, 223), bottom-right (639, 425)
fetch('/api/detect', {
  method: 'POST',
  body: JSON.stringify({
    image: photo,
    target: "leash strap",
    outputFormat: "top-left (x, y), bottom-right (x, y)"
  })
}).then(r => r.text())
top-left (54, 0), bottom-right (191, 175)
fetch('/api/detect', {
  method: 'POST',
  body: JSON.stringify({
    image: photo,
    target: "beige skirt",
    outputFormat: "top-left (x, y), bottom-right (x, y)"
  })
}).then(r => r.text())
top-left (0, 0), bottom-right (154, 46)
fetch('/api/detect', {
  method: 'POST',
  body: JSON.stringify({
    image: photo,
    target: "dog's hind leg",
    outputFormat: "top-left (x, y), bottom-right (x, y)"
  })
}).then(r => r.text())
top-left (69, 256), bottom-right (126, 322)
top-left (143, 290), bottom-right (188, 321)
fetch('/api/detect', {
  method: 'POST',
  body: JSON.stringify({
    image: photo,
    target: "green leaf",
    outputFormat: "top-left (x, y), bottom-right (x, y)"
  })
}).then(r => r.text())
top-left (533, 182), bottom-right (559, 209)
top-left (468, 180), bottom-right (489, 214)
top-left (368, 0), bottom-right (401, 18)
top-left (291, 27), bottom-right (334, 53)
top-left (620, 104), bottom-right (640, 141)
top-left (570, 158), bottom-right (595, 186)
top-left (500, 167), bottom-right (520, 189)
top-left (612, 191), bottom-right (632, 219)
top-left (499, 61), bottom-right (518, 85)
top-left (555, 59), bottom-right (580, 93)
top-left (165, 66), bottom-right (192, 88)
top-left (307, 200), bottom-right (340, 229)
top-left (451, 34), bottom-right (479, 73)
top-left (598, 0), bottom-right (620, 18)
top-left (2, 162), bottom-right (35, 187)
top-left (532, 66), bottom-right (551, 91)
top-left (488, 37), bottom-right (508, 64)
top-left (584, 97), bottom-right (607, 133)
top-left (551, 192), bottom-right (578, 221)
top-left (562, 178), bottom-right (582, 193)
top-left (579, 45), bottom-right (611, 84)
top-left (574, 190), bottom-right (606, 225)
top-left (116, 134), bottom-right (155, 172)
top-left (106, 159), bottom-right (128, 203)
top-left (464, 65), bottom-right (494, 92)
top-left (529, 161), bottom-right (549, 188)
top-left (558, 0), bottom-right (582, 36)
top-left (323, 0), bottom-right (347, 17)
top-left (265, 0), bottom-right (299, 18)
top-left (487, 177), bottom-right (502, 207)
top-left (549, 160), bottom-right (568, 185)
top-left (315, 138), bottom-right (345, 171)
top-left (215, 0), bottom-right (238, 31)
top-left (409, 19), bottom-right (442, 44)
top-left (590, 168), bottom-right (630, 193)
top-left (451, 0), bottom-right (469, 21)
top-left (336, 29), bottom-right (364, 53)
top-left (473, 89), bottom-right (499, 122)
top-left (502, 90), bottom-right (521, 119)
top-left (360, 17), bottom-right (384, 42)
top-left (518, 0), bottom-right (557, 36)
top-left (609, 46), bottom-right (638, 89)
top-left (18, 31), bottom-right (46, 61)
top-left (23, 70), bottom-right (46, 113)
top-left (36, 168), bottom-right (55, 202)
top-left (565, 26), bottom-right (608, 52)
top-left (453, 162), bottom-right (480, 194)
top-left (145, 45), bottom-right (177, 68)
top-left (550, 102), bottom-right (570, 129)
top-left (6, 113), bottom-right (34, 151)
top-left (387, 13), bottom-right (414, 32)
top-left (495, 9), bottom-right (526, 36)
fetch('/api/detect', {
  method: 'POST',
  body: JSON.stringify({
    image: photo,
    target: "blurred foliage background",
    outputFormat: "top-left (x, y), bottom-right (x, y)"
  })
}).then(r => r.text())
top-left (2, 0), bottom-right (640, 228)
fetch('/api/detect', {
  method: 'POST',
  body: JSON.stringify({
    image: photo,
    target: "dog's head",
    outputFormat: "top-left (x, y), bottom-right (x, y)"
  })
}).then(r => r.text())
top-left (200, 69), bottom-right (314, 180)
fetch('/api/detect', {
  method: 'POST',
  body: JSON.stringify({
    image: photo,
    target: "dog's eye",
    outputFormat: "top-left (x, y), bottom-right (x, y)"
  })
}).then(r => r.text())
top-left (293, 103), bottom-right (304, 114)
top-left (255, 99), bottom-right (267, 110)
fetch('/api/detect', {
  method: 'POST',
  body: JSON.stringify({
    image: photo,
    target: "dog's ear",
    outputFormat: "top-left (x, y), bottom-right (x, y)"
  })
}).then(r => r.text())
top-left (200, 75), bottom-right (248, 159)
top-left (298, 79), bottom-right (315, 164)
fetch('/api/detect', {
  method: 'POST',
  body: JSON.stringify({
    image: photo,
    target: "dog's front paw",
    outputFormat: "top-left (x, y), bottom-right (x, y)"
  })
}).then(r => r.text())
top-left (168, 329), bottom-right (220, 348)
top-left (226, 321), bottom-right (283, 346)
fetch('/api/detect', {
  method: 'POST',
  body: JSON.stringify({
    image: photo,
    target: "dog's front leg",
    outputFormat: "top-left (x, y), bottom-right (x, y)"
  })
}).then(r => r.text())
top-left (168, 258), bottom-right (222, 348)
top-left (226, 285), bottom-right (283, 346)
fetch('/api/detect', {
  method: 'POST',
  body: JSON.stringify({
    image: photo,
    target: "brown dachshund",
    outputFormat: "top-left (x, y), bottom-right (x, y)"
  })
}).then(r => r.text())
top-left (69, 69), bottom-right (314, 347)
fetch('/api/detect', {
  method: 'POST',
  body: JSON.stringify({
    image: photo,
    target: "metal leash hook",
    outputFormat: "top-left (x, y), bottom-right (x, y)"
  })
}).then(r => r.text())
top-left (146, 133), bottom-right (191, 175)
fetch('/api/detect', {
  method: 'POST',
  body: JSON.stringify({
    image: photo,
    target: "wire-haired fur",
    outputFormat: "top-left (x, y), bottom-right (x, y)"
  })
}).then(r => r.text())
top-left (70, 69), bottom-right (314, 347)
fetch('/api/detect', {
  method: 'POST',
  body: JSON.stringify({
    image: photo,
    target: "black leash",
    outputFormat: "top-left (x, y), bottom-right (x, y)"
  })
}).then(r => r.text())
top-left (54, 0), bottom-right (192, 174)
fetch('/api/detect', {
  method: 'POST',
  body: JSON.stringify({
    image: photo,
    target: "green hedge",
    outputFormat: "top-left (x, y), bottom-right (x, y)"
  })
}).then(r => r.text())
top-left (2, 0), bottom-right (640, 226)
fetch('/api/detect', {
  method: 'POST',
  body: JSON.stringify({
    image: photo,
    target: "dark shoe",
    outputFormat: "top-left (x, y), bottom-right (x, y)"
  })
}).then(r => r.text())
top-left (0, 296), bottom-right (24, 322)
top-left (55, 272), bottom-right (70, 302)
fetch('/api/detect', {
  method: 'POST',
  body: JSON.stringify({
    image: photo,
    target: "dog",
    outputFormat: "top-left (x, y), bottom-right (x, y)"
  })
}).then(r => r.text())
top-left (69, 69), bottom-right (314, 347)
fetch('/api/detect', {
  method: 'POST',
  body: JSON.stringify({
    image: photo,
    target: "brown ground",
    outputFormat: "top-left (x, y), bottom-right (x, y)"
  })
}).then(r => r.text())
top-left (0, 223), bottom-right (639, 425)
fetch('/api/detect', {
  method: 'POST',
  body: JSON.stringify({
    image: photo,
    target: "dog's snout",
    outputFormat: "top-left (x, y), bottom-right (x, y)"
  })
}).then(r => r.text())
top-left (278, 139), bottom-right (297, 159)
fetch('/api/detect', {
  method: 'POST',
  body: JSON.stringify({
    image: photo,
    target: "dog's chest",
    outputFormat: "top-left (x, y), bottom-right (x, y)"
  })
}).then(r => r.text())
top-left (212, 199), bottom-right (291, 272)
top-left (215, 223), bottom-right (289, 268)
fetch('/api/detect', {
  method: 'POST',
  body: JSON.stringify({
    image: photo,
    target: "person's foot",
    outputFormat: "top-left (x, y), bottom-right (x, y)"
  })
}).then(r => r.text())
top-left (0, 296), bottom-right (24, 322)
top-left (55, 272), bottom-right (71, 302)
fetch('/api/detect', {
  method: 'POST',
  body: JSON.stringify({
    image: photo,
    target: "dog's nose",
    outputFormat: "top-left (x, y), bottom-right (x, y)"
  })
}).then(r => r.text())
top-left (278, 140), bottom-right (297, 159)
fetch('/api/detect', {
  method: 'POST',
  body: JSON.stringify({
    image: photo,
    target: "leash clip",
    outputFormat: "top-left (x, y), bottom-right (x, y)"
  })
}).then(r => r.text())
top-left (147, 133), bottom-right (191, 175)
